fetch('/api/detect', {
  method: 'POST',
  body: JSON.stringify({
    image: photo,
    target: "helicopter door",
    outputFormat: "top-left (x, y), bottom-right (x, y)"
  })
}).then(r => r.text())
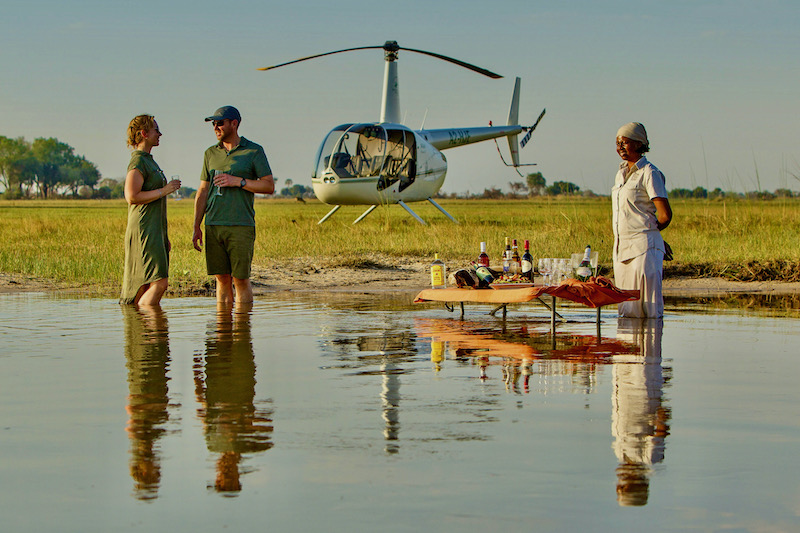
top-left (377, 128), bottom-right (417, 191)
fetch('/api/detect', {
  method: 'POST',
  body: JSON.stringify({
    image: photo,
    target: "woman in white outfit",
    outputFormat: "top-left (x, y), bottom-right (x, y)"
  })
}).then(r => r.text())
top-left (611, 122), bottom-right (673, 318)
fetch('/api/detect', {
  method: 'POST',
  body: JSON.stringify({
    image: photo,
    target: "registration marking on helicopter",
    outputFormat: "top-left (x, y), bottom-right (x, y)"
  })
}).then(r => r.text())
top-left (447, 129), bottom-right (471, 147)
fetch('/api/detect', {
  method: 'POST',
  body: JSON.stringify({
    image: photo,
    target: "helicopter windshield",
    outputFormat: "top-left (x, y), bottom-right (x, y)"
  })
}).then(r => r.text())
top-left (314, 124), bottom-right (416, 190)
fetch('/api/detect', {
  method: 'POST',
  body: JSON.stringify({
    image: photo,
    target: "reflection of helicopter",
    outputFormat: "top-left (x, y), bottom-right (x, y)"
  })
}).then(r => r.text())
top-left (259, 41), bottom-right (545, 225)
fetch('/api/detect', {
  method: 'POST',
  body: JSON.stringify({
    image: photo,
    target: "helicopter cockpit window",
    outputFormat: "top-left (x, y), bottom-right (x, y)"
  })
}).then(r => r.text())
top-left (377, 128), bottom-right (417, 191)
top-left (314, 124), bottom-right (353, 180)
top-left (315, 124), bottom-right (416, 189)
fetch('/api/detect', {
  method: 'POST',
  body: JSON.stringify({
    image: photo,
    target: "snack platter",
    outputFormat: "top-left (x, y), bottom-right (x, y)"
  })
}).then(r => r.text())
top-left (490, 282), bottom-right (535, 289)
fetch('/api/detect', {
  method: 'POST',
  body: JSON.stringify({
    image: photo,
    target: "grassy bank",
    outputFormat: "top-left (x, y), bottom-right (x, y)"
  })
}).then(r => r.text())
top-left (1, 197), bottom-right (799, 291)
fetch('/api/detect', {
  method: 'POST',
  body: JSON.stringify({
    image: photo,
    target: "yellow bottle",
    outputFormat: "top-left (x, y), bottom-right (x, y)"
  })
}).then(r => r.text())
top-left (430, 253), bottom-right (446, 289)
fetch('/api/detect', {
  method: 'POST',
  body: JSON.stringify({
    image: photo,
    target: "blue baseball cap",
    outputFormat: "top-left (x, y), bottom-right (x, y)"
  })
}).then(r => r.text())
top-left (205, 105), bottom-right (241, 123)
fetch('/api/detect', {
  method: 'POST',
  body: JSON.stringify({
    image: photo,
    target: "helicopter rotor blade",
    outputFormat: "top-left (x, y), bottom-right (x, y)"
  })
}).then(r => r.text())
top-left (399, 46), bottom-right (503, 79)
top-left (258, 42), bottom-right (502, 79)
top-left (257, 46), bottom-right (383, 71)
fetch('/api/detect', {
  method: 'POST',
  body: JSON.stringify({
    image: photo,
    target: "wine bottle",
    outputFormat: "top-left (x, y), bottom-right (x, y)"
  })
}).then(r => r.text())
top-left (431, 253), bottom-right (446, 289)
top-left (521, 240), bottom-right (533, 281)
top-left (575, 245), bottom-right (593, 282)
top-left (478, 241), bottom-right (490, 267)
top-left (470, 261), bottom-right (495, 287)
top-left (502, 237), bottom-right (511, 274)
top-left (511, 239), bottom-right (522, 275)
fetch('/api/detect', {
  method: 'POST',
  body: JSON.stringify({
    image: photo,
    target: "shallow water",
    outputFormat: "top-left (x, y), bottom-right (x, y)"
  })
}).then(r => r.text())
top-left (1, 292), bottom-right (798, 532)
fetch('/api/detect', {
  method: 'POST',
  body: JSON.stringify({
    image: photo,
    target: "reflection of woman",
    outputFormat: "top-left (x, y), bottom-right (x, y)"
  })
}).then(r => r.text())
top-left (122, 305), bottom-right (171, 500)
top-left (612, 122), bottom-right (672, 318)
top-left (120, 115), bottom-right (181, 306)
top-left (612, 318), bottom-right (671, 506)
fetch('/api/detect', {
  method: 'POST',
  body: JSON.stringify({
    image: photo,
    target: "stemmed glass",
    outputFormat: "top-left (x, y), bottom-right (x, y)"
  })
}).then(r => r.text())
top-left (552, 258), bottom-right (564, 284)
top-left (213, 169), bottom-right (224, 196)
top-left (590, 251), bottom-right (599, 277)
top-left (538, 258), bottom-right (552, 286)
top-left (171, 175), bottom-right (181, 199)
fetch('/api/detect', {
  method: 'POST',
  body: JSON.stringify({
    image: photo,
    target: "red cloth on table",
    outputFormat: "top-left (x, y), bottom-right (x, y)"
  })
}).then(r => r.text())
top-left (414, 276), bottom-right (639, 308)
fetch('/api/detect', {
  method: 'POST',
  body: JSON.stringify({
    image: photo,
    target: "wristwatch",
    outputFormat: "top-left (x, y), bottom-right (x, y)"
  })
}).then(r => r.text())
top-left (240, 178), bottom-right (246, 188)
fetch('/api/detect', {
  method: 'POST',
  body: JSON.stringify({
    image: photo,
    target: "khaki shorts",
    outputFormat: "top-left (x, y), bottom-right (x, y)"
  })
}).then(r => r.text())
top-left (205, 225), bottom-right (255, 279)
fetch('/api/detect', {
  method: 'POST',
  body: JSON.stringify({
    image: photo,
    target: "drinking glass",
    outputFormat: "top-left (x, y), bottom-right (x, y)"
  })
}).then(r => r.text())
top-left (538, 258), bottom-right (552, 286)
top-left (590, 251), bottom-right (599, 276)
top-left (570, 253), bottom-right (583, 278)
top-left (556, 258), bottom-right (570, 284)
top-left (213, 169), bottom-right (224, 196)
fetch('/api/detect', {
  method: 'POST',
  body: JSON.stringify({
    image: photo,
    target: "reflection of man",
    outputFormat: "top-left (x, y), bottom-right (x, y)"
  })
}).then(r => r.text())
top-left (122, 306), bottom-right (171, 501)
top-left (194, 303), bottom-right (273, 493)
top-left (381, 360), bottom-right (400, 454)
top-left (192, 105), bottom-right (274, 305)
top-left (612, 318), bottom-right (671, 506)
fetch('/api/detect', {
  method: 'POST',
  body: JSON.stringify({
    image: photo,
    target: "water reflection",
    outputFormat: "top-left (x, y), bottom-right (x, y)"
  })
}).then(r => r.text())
top-left (122, 305), bottom-right (174, 501)
top-left (322, 328), bottom-right (416, 454)
top-left (193, 303), bottom-right (274, 494)
top-left (414, 318), bottom-right (638, 392)
top-left (612, 319), bottom-right (671, 507)
top-left (415, 317), bottom-right (671, 507)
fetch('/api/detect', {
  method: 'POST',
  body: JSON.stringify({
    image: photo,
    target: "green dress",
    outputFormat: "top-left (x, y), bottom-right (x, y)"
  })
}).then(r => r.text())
top-left (120, 150), bottom-right (169, 304)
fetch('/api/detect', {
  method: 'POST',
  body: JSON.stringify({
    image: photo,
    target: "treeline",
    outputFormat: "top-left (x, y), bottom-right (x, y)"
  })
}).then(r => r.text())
top-left (668, 186), bottom-right (797, 199)
top-left (0, 136), bottom-right (101, 199)
top-left (439, 172), bottom-right (798, 200)
top-left (437, 172), bottom-right (591, 199)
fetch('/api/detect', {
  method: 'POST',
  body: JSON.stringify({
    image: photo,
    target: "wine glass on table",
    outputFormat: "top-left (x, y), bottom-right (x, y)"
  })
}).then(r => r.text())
top-left (590, 251), bottom-right (599, 277)
top-left (538, 258), bottom-right (552, 286)
top-left (556, 258), bottom-right (569, 284)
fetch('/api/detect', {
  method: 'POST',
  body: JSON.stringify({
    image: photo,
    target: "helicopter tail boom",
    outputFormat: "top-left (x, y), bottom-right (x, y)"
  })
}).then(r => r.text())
top-left (506, 77), bottom-right (521, 167)
top-left (419, 125), bottom-right (523, 152)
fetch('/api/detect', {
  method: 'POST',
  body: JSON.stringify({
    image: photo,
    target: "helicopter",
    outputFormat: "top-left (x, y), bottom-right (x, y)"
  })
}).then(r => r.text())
top-left (259, 41), bottom-right (545, 225)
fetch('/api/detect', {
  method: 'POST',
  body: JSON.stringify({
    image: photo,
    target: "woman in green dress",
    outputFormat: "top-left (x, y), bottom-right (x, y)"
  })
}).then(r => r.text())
top-left (120, 115), bottom-right (181, 306)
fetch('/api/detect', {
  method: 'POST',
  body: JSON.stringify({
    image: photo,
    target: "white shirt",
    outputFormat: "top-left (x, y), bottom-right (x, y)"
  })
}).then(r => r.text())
top-left (612, 157), bottom-right (669, 263)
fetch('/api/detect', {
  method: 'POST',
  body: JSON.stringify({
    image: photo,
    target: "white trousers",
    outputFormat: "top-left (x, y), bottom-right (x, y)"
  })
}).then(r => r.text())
top-left (613, 249), bottom-right (664, 318)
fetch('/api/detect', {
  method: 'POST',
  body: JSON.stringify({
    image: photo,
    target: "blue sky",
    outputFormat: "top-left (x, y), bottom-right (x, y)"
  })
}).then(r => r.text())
top-left (2, 0), bottom-right (798, 195)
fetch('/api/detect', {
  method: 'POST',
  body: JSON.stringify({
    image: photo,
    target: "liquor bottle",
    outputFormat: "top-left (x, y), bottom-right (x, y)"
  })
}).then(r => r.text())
top-left (511, 239), bottom-right (522, 274)
top-left (478, 242), bottom-right (490, 267)
top-left (575, 245), bottom-right (593, 281)
top-left (502, 237), bottom-right (511, 274)
top-left (431, 253), bottom-right (446, 289)
top-left (470, 261), bottom-right (495, 287)
top-left (521, 240), bottom-right (533, 281)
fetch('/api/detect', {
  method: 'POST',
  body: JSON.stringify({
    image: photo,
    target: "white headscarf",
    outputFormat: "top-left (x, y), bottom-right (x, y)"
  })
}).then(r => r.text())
top-left (616, 122), bottom-right (648, 145)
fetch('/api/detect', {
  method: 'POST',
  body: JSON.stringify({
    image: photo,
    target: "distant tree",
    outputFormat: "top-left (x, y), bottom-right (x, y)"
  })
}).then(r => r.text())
top-left (525, 172), bottom-right (546, 196)
top-left (62, 156), bottom-right (101, 196)
top-left (775, 188), bottom-right (794, 198)
top-left (0, 136), bottom-right (36, 196)
top-left (708, 187), bottom-right (725, 199)
top-left (670, 188), bottom-right (693, 198)
top-left (691, 186), bottom-right (708, 199)
top-left (481, 187), bottom-right (504, 199)
top-left (507, 181), bottom-right (528, 198)
top-left (31, 137), bottom-right (77, 198)
top-left (280, 184), bottom-right (313, 198)
top-left (546, 181), bottom-right (580, 196)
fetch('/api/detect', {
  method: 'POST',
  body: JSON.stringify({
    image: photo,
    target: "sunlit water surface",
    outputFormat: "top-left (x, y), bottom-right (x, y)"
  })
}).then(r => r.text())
top-left (1, 292), bottom-right (798, 532)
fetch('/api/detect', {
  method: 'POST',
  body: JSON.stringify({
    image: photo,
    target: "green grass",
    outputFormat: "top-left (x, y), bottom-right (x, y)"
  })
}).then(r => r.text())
top-left (1, 197), bottom-right (799, 293)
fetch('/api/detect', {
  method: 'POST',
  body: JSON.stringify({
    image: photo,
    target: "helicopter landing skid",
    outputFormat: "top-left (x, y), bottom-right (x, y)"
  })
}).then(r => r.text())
top-left (426, 198), bottom-right (459, 224)
top-left (317, 198), bottom-right (459, 225)
top-left (317, 205), bottom-right (341, 225)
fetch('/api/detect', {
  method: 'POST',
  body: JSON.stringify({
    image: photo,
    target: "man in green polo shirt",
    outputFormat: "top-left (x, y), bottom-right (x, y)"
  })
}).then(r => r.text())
top-left (192, 105), bottom-right (274, 304)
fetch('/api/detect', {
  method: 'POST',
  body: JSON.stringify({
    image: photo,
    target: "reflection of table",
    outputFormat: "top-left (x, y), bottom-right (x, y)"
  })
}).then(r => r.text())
top-left (414, 277), bottom-right (640, 334)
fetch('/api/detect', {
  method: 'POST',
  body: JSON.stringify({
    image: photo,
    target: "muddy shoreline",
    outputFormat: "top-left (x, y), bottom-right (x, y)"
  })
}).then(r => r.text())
top-left (3, 258), bottom-right (800, 299)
